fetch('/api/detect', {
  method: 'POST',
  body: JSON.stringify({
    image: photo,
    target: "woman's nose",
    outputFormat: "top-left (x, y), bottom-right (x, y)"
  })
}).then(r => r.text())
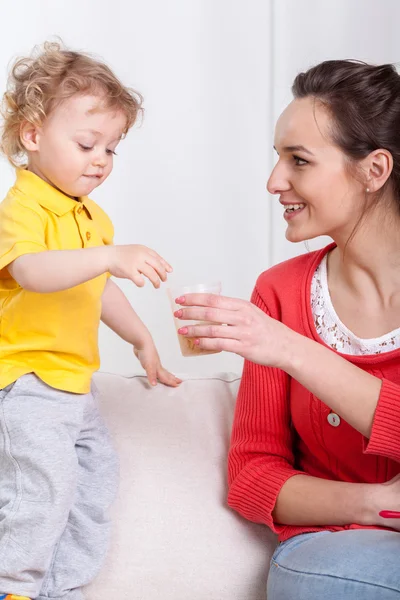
top-left (267, 161), bottom-right (291, 195)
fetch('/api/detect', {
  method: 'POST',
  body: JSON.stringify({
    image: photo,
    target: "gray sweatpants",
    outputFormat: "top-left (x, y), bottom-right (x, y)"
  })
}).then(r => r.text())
top-left (0, 374), bottom-right (119, 600)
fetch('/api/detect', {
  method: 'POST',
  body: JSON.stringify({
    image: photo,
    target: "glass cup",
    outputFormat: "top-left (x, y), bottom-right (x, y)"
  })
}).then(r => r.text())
top-left (167, 281), bottom-right (222, 357)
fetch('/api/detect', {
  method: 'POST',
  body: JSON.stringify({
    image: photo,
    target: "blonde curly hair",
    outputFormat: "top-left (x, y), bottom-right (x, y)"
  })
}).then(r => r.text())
top-left (0, 41), bottom-right (143, 167)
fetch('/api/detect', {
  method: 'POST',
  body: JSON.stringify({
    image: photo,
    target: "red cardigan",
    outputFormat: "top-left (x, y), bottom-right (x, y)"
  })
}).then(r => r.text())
top-left (227, 244), bottom-right (400, 542)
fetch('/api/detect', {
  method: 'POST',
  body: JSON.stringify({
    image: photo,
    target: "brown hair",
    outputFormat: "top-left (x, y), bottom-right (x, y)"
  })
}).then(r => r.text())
top-left (0, 41), bottom-right (143, 167)
top-left (292, 60), bottom-right (400, 217)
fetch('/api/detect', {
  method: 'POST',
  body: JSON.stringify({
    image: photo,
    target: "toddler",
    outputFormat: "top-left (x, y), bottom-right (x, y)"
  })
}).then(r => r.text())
top-left (0, 42), bottom-right (181, 600)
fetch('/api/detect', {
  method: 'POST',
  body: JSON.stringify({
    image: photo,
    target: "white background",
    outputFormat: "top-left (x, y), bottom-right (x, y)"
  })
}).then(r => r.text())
top-left (0, 0), bottom-right (398, 377)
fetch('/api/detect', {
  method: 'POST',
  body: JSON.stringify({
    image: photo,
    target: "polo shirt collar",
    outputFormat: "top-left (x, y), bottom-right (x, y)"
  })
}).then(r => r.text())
top-left (14, 169), bottom-right (92, 218)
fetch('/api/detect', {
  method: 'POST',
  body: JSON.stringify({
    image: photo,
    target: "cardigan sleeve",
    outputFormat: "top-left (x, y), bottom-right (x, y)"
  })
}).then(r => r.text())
top-left (227, 284), bottom-right (304, 534)
top-left (364, 378), bottom-right (400, 463)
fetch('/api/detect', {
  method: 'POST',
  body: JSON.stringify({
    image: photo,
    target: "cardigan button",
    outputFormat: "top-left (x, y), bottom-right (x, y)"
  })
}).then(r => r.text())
top-left (327, 413), bottom-right (341, 427)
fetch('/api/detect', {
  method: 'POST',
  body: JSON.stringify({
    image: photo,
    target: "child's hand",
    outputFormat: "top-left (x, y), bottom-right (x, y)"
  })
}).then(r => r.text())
top-left (109, 244), bottom-right (172, 288)
top-left (134, 340), bottom-right (182, 387)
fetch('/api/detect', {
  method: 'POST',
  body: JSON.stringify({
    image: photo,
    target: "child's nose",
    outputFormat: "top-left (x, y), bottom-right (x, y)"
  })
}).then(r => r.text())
top-left (93, 152), bottom-right (107, 168)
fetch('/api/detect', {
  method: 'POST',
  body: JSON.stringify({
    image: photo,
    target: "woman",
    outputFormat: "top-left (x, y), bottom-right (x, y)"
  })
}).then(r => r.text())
top-left (174, 60), bottom-right (400, 599)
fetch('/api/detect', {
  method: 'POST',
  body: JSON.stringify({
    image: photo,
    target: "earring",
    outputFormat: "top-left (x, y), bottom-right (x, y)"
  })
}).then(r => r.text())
top-left (366, 187), bottom-right (370, 192)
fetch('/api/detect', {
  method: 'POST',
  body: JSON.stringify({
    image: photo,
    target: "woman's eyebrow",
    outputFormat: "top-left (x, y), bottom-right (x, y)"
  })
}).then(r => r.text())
top-left (273, 144), bottom-right (315, 156)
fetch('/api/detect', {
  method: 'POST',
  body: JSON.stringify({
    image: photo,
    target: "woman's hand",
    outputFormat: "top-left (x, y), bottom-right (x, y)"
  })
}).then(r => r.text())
top-left (174, 293), bottom-right (295, 369)
top-left (367, 474), bottom-right (400, 531)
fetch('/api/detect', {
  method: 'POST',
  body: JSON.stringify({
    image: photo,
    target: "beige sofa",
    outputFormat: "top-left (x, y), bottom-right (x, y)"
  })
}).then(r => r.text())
top-left (85, 372), bottom-right (277, 600)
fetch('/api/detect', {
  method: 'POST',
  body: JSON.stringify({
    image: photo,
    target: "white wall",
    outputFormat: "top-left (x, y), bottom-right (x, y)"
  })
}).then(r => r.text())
top-left (0, 0), bottom-right (399, 377)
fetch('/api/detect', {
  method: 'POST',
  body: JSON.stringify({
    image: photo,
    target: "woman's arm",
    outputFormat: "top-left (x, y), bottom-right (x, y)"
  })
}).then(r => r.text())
top-left (272, 474), bottom-right (374, 526)
top-left (176, 286), bottom-right (400, 529)
top-left (227, 338), bottom-right (377, 532)
top-left (175, 291), bottom-right (400, 462)
top-left (281, 332), bottom-right (381, 439)
top-left (224, 288), bottom-right (373, 531)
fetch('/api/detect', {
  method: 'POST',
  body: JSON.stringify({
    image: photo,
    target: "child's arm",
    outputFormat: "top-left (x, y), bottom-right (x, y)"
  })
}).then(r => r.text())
top-left (101, 278), bottom-right (181, 387)
top-left (9, 246), bottom-right (111, 292)
top-left (8, 244), bottom-right (171, 293)
top-left (101, 277), bottom-right (153, 347)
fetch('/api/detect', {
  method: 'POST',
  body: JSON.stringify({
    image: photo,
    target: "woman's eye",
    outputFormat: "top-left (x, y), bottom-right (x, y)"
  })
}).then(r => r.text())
top-left (293, 155), bottom-right (308, 166)
top-left (79, 144), bottom-right (93, 151)
top-left (106, 149), bottom-right (117, 156)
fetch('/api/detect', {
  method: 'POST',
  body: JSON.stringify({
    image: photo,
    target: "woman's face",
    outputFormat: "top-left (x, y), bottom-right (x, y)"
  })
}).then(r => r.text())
top-left (267, 97), bottom-right (366, 244)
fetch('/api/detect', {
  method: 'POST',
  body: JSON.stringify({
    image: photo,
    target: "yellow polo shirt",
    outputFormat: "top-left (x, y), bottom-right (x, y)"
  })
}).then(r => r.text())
top-left (0, 169), bottom-right (114, 393)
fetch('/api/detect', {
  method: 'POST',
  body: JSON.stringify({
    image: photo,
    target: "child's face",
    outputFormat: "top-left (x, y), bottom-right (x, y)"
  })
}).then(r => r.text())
top-left (23, 94), bottom-right (127, 198)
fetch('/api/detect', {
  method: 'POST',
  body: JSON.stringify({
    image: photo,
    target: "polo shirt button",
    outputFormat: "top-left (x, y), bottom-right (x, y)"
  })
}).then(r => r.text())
top-left (86, 231), bottom-right (91, 241)
top-left (77, 205), bottom-right (83, 214)
top-left (327, 413), bottom-right (341, 427)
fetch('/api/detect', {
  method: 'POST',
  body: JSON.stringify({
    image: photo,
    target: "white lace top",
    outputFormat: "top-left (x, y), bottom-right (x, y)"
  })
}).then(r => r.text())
top-left (311, 254), bottom-right (400, 355)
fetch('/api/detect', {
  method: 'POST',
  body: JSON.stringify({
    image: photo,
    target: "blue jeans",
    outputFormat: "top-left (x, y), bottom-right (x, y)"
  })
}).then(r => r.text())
top-left (267, 529), bottom-right (400, 599)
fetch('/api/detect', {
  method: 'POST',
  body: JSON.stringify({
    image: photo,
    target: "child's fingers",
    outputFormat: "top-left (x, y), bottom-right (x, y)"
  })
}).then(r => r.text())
top-left (145, 256), bottom-right (168, 282)
top-left (137, 265), bottom-right (161, 288)
top-left (145, 366), bottom-right (158, 387)
top-left (157, 367), bottom-right (182, 387)
top-left (147, 250), bottom-right (173, 273)
top-left (131, 272), bottom-right (145, 287)
top-left (162, 260), bottom-right (173, 273)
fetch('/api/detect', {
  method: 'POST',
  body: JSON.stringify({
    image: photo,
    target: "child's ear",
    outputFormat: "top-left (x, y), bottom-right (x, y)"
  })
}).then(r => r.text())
top-left (20, 121), bottom-right (40, 152)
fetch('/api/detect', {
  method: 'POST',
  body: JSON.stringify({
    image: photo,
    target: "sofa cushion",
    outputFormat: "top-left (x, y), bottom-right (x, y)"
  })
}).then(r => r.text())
top-left (85, 373), bottom-right (276, 600)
